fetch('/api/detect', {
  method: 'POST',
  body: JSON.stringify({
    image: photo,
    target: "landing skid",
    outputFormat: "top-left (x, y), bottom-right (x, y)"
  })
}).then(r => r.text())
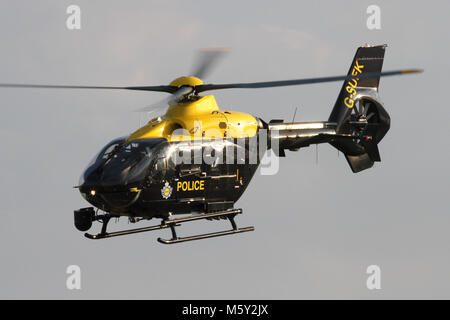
top-left (83, 209), bottom-right (254, 244)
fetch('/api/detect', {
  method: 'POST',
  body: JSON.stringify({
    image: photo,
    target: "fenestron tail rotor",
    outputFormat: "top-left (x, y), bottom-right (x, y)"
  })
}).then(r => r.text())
top-left (347, 98), bottom-right (383, 161)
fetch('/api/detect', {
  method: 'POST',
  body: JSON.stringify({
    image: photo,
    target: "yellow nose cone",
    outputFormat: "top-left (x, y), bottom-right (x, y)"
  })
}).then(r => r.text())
top-left (169, 76), bottom-right (204, 87)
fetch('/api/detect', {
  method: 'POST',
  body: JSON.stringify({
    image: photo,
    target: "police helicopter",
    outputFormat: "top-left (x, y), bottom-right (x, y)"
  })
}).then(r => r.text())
top-left (0, 45), bottom-right (421, 244)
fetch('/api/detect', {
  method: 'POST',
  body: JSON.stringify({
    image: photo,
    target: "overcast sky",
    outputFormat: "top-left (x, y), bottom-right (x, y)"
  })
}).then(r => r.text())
top-left (0, 0), bottom-right (447, 299)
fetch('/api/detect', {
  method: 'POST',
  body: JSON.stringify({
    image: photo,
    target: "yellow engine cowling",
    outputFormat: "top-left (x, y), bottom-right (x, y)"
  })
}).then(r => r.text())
top-left (127, 95), bottom-right (258, 142)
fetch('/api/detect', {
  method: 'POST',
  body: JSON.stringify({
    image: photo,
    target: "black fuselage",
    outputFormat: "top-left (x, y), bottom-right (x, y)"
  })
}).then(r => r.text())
top-left (79, 137), bottom-right (261, 219)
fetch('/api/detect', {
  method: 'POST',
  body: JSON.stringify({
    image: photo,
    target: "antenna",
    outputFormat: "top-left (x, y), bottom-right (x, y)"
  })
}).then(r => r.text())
top-left (291, 106), bottom-right (298, 123)
top-left (315, 144), bottom-right (319, 165)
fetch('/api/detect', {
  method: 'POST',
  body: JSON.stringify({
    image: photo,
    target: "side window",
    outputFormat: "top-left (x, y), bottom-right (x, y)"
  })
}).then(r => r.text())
top-left (151, 157), bottom-right (166, 181)
top-left (150, 143), bottom-right (175, 182)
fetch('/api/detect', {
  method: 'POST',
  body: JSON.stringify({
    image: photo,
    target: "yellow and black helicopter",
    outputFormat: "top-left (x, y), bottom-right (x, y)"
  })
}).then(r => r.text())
top-left (0, 45), bottom-right (421, 244)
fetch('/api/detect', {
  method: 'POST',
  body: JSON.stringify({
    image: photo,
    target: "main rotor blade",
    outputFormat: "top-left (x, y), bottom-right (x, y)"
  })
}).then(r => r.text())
top-left (194, 69), bottom-right (423, 93)
top-left (0, 83), bottom-right (178, 93)
top-left (134, 86), bottom-right (194, 112)
top-left (191, 47), bottom-right (230, 79)
top-left (0, 69), bottom-right (422, 96)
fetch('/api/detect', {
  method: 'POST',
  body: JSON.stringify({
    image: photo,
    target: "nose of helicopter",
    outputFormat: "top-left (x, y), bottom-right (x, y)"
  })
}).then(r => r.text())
top-left (78, 178), bottom-right (142, 211)
top-left (78, 160), bottom-right (145, 210)
top-left (78, 137), bottom-right (164, 211)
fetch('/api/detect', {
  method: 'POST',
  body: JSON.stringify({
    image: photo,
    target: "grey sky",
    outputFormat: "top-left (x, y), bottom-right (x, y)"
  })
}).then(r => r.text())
top-left (0, 0), bottom-right (447, 299)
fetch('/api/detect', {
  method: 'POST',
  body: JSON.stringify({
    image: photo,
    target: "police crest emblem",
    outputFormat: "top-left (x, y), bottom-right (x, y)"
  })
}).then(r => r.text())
top-left (161, 181), bottom-right (173, 199)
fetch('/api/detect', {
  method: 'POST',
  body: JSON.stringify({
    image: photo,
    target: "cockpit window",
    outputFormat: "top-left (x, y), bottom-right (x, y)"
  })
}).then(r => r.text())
top-left (84, 136), bottom-right (126, 169)
top-left (79, 137), bottom-right (126, 185)
top-left (101, 143), bottom-right (121, 160)
top-left (80, 138), bottom-right (166, 187)
top-left (99, 139), bottom-right (166, 186)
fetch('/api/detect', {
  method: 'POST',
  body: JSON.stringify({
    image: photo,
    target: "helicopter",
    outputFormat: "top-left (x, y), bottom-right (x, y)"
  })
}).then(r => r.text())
top-left (0, 44), bottom-right (421, 244)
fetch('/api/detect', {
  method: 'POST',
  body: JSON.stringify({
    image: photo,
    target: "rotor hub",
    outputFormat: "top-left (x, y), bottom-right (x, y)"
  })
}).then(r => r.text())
top-left (169, 76), bottom-right (203, 88)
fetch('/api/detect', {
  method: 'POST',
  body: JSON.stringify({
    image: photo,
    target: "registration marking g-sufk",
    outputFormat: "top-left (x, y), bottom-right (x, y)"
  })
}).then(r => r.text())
top-left (344, 60), bottom-right (364, 108)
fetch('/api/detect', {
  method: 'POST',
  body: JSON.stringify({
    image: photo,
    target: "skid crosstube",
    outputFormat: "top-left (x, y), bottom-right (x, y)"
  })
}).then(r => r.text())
top-left (84, 208), bottom-right (254, 244)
